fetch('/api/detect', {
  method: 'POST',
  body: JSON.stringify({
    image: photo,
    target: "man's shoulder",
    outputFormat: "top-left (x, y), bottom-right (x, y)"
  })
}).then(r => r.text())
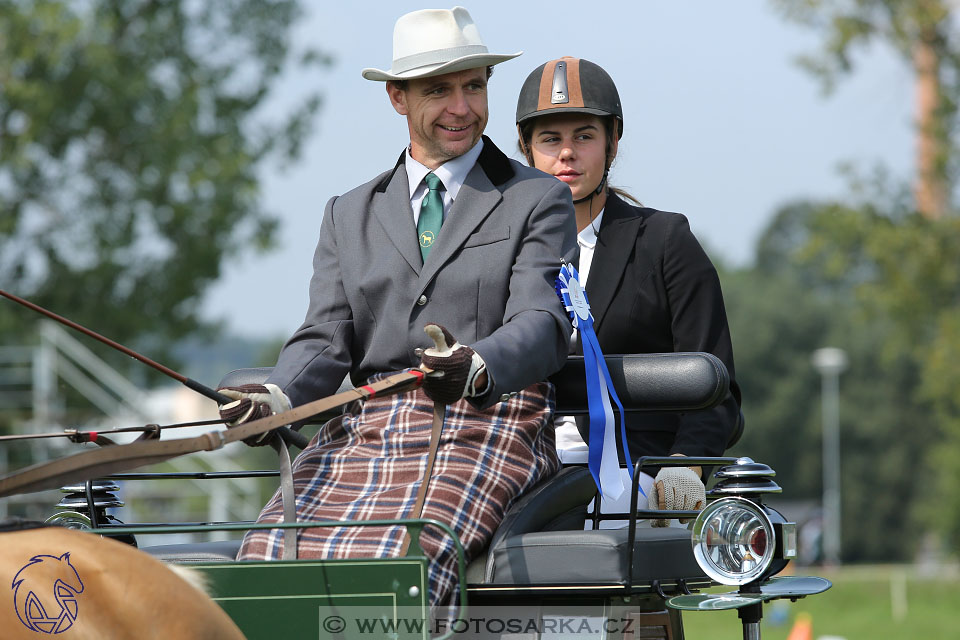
top-left (328, 163), bottom-right (404, 212)
top-left (489, 157), bottom-right (570, 207)
top-left (477, 137), bottom-right (562, 193)
top-left (504, 158), bottom-right (558, 186)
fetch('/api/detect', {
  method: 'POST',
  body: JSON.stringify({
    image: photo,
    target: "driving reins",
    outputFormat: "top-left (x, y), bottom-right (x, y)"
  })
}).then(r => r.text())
top-left (0, 370), bottom-right (426, 498)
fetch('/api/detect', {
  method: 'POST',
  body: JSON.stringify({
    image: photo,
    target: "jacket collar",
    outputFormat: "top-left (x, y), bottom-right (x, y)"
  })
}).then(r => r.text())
top-left (583, 192), bottom-right (645, 332)
top-left (372, 136), bottom-right (513, 279)
top-left (374, 135), bottom-right (512, 193)
top-left (417, 137), bottom-right (509, 289)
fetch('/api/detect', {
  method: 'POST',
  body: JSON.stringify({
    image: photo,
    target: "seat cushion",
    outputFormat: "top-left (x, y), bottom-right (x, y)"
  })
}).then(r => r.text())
top-left (142, 540), bottom-right (242, 563)
top-left (488, 527), bottom-right (707, 586)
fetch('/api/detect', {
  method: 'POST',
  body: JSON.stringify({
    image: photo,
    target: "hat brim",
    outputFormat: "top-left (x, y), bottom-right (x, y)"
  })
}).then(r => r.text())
top-left (362, 51), bottom-right (522, 82)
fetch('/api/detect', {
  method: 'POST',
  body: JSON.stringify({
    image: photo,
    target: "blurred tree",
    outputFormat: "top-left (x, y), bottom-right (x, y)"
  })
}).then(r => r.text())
top-left (797, 201), bottom-right (960, 548)
top-left (772, 0), bottom-right (958, 219)
top-left (0, 0), bottom-right (326, 370)
top-left (721, 264), bottom-right (827, 499)
top-left (767, 0), bottom-right (960, 557)
top-left (730, 198), bottom-right (960, 558)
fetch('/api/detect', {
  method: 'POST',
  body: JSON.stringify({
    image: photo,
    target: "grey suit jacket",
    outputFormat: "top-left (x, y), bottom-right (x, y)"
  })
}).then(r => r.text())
top-left (268, 137), bottom-right (577, 410)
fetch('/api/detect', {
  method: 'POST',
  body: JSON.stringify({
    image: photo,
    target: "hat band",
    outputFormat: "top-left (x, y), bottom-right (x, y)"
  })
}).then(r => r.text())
top-left (391, 44), bottom-right (490, 75)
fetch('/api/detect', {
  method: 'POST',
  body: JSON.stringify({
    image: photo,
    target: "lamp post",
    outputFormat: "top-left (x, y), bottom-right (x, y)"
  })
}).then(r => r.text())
top-left (812, 347), bottom-right (848, 566)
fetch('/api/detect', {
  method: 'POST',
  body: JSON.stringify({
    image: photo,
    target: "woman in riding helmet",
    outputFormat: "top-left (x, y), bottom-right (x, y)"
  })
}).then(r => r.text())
top-left (516, 57), bottom-right (742, 525)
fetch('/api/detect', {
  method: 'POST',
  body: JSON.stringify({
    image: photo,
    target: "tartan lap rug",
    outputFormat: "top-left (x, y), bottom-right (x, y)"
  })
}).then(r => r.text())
top-left (238, 381), bottom-right (559, 605)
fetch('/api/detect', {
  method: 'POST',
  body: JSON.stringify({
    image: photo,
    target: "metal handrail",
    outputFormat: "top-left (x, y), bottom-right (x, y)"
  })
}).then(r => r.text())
top-left (625, 455), bottom-right (741, 589)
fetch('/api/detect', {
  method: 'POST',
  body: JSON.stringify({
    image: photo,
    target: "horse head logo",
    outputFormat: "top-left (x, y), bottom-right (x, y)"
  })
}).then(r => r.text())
top-left (12, 552), bottom-right (84, 634)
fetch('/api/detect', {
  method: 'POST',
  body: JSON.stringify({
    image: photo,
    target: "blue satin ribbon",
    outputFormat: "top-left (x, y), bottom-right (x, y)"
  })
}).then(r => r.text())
top-left (556, 262), bottom-right (638, 499)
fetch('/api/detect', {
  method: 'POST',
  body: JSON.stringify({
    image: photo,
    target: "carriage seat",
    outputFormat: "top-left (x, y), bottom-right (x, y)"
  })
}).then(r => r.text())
top-left (464, 466), bottom-right (707, 589)
top-left (144, 540), bottom-right (242, 563)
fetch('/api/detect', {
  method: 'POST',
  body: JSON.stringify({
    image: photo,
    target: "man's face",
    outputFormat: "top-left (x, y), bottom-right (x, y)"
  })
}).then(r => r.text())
top-left (387, 68), bottom-right (489, 169)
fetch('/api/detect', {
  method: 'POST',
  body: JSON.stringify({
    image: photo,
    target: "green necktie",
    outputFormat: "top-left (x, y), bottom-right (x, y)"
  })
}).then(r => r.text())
top-left (418, 172), bottom-right (444, 260)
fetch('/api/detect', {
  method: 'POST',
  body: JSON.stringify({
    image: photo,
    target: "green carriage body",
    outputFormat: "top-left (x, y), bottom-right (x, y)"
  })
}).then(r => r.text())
top-left (97, 519), bottom-right (460, 640)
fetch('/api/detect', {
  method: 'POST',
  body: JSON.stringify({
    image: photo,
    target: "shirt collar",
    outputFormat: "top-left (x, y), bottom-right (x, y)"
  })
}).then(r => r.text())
top-left (577, 208), bottom-right (605, 249)
top-left (405, 139), bottom-right (484, 201)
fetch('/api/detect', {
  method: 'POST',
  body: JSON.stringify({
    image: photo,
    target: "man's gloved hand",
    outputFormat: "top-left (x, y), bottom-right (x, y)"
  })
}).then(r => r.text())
top-left (647, 464), bottom-right (705, 528)
top-left (419, 324), bottom-right (487, 405)
top-left (217, 383), bottom-right (292, 446)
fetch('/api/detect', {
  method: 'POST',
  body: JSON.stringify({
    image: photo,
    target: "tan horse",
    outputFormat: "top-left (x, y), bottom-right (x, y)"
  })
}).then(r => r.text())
top-left (5, 525), bottom-right (244, 639)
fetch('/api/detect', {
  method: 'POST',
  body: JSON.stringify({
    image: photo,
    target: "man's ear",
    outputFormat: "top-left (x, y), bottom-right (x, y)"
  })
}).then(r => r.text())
top-left (386, 82), bottom-right (408, 116)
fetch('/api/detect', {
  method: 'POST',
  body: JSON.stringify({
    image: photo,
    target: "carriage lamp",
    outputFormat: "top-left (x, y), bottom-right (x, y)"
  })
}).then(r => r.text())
top-left (691, 496), bottom-right (777, 584)
top-left (45, 481), bottom-right (138, 547)
top-left (690, 458), bottom-right (797, 586)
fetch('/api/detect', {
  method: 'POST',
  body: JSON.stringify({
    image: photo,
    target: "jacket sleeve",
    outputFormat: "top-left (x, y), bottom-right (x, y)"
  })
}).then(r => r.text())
top-left (469, 179), bottom-right (577, 409)
top-left (266, 196), bottom-right (354, 408)
top-left (661, 214), bottom-right (742, 456)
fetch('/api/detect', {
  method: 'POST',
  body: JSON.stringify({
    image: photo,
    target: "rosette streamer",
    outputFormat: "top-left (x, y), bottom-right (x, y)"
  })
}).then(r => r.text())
top-left (556, 262), bottom-right (637, 500)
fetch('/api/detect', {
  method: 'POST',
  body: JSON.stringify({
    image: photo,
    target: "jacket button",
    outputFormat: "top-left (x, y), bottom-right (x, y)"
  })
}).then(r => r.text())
top-left (499, 393), bottom-right (511, 402)
top-left (417, 295), bottom-right (427, 306)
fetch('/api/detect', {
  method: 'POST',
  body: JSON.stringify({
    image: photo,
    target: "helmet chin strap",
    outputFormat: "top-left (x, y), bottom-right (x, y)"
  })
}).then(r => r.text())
top-left (572, 169), bottom-right (608, 205)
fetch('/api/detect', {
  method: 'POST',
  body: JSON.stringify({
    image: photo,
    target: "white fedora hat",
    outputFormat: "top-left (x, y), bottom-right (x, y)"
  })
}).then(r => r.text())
top-left (362, 6), bottom-right (521, 82)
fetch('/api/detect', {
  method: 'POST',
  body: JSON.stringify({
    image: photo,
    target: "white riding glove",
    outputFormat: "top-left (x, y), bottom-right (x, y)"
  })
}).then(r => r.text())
top-left (217, 383), bottom-right (292, 446)
top-left (419, 323), bottom-right (487, 405)
top-left (648, 464), bottom-right (705, 528)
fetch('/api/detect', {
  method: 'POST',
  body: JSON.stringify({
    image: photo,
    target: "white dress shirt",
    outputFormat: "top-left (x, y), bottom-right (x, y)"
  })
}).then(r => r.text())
top-left (556, 209), bottom-right (606, 456)
top-left (405, 139), bottom-right (484, 224)
top-left (403, 139), bottom-right (491, 396)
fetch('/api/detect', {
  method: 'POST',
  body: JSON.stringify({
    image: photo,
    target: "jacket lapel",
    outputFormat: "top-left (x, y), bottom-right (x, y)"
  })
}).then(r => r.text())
top-left (586, 194), bottom-right (643, 332)
top-left (418, 137), bottom-right (513, 289)
top-left (372, 152), bottom-right (422, 275)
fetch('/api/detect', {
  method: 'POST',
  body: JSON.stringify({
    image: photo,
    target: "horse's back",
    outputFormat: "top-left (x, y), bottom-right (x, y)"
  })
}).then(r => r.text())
top-left (4, 525), bottom-right (244, 639)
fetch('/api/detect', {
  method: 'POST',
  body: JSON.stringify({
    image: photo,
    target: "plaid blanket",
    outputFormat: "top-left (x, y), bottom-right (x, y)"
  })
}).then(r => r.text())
top-left (238, 382), bottom-right (559, 605)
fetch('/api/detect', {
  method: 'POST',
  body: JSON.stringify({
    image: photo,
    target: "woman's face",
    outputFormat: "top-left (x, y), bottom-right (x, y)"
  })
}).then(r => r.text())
top-left (528, 113), bottom-right (613, 202)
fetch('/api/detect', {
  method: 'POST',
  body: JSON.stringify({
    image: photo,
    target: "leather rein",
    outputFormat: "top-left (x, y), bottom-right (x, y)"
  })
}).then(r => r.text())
top-left (0, 370), bottom-right (425, 498)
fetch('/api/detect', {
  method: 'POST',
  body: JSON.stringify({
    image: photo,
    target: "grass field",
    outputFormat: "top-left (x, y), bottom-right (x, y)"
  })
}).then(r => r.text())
top-left (680, 564), bottom-right (959, 639)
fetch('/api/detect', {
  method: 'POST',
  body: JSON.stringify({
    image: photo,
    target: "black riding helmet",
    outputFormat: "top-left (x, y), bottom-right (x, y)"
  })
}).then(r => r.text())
top-left (516, 57), bottom-right (623, 203)
top-left (516, 57), bottom-right (623, 137)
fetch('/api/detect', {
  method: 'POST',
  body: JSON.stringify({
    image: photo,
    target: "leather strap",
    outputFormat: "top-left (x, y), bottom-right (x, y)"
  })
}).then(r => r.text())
top-left (0, 370), bottom-right (426, 498)
top-left (273, 439), bottom-right (299, 560)
top-left (399, 402), bottom-right (445, 556)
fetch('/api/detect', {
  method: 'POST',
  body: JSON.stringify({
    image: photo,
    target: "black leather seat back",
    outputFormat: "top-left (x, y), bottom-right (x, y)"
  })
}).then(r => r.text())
top-left (549, 353), bottom-right (728, 414)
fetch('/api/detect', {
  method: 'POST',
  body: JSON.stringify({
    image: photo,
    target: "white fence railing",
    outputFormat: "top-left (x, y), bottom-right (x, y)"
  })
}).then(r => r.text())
top-left (1, 321), bottom-right (263, 537)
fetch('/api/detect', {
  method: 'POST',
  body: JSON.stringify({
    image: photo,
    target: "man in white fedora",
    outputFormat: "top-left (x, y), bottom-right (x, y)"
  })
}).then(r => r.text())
top-left (218, 7), bottom-right (576, 605)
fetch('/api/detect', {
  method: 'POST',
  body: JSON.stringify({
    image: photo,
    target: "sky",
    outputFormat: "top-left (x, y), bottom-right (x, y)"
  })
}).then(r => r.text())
top-left (200, 1), bottom-right (916, 339)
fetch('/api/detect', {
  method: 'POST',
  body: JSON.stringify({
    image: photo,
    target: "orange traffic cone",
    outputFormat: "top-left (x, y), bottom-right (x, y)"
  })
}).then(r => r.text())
top-left (786, 612), bottom-right (812, 640)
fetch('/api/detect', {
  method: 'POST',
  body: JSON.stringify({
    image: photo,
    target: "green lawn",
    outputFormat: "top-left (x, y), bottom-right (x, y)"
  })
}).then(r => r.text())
top-left (680, 565), bottom-right (959, 639)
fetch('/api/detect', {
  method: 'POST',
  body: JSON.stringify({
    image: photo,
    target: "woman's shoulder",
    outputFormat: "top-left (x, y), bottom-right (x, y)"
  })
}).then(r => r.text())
top-left (606, 194), bottom-right (691, 233)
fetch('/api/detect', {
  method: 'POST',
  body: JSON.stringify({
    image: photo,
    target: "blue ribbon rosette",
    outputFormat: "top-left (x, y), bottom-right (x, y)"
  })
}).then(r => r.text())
top-left (556, 261), bottom-right (637, 500)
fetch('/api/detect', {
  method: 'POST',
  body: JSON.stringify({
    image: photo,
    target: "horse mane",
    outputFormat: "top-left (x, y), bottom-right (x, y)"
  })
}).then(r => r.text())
top-left (169, 565), bottom-right (212, 597)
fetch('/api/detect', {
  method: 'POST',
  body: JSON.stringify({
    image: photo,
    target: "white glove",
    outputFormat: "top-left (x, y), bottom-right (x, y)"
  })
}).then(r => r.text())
top-left (217, 383), bottom-right (292, 446)
top-left (648, 465), bottom-right (705, 528)
top-left (419, 324), bottom-right (487, 404)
